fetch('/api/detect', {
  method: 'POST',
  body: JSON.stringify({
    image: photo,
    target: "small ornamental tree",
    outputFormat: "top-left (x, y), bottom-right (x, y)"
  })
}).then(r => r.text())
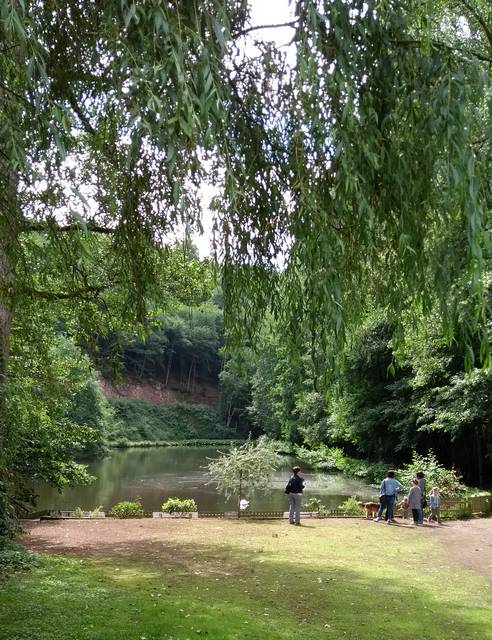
top-left (207, 437), bottom-right (279, 517)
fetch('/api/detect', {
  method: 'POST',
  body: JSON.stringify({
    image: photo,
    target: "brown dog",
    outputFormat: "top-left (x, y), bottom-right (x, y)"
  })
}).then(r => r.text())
top-left (358, 501), bottom-right (378, 519)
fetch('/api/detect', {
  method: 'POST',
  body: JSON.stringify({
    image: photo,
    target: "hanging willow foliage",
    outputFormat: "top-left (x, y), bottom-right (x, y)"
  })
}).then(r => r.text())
top-left (0, 0), bottom-right (490, 369)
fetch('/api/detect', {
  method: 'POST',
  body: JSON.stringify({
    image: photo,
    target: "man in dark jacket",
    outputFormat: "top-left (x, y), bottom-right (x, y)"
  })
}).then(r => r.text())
top-left (285, 465), bottom-right (305, 525)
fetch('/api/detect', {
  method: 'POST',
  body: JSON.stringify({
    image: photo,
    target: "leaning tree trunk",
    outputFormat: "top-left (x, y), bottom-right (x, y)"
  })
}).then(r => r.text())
top-left (0, 155), bottom-right (18, 455)
top-left (0, 153), bottom-right (19, 535)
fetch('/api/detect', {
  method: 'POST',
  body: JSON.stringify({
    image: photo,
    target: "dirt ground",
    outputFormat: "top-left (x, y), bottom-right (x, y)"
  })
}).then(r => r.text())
top-left (100, 375), bottom-right (219, 406)
top-left (21, 517), bottom-right (492, 582)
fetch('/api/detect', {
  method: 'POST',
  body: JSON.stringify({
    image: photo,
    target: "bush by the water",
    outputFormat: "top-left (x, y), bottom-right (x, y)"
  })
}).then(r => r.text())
top-left (161, 498), bottom-right (197, 514)
top-left (398, 451), bottom-right (464, 496)
top-left (108, 400), bottom-right (231, 443)
top-left (337, 496), bottom-right (363, 515)
top-left (294, 444), bottom-right (387, 483)
top-left (304, 497), bottom-right (324, 512)
top-left (109, 500), bottom-right (145, 518)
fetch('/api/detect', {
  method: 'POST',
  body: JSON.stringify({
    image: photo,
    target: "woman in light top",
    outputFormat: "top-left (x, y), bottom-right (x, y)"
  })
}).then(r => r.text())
top-left (408, 478), bottom-right (422, 526)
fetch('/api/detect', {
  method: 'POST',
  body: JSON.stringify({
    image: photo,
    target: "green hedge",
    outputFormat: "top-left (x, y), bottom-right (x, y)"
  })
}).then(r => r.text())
top-left (107, 399), bottom-right (233, 443)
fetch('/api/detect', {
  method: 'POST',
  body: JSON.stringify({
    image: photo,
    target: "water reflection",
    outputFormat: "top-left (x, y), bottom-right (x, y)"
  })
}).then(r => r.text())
top-left (35, 447), bottom-right (378, 513)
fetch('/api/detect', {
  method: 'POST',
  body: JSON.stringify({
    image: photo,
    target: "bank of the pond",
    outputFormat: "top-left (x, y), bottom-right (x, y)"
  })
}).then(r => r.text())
top-left (109, 438), bottom-right (244, 448)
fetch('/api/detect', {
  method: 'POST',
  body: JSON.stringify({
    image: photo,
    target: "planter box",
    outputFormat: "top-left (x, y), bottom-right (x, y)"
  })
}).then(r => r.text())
top-left (152, 512), bottom-right (198, 519)
top-left (48, 511), bottom-right (106, 519)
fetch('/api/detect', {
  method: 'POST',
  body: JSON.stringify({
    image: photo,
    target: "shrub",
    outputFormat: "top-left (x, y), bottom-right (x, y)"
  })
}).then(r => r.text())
top-left (337, 496), bottom-right (362, 515)
top-left (398, 451), bottom-right (464, 497)
top-left (0, 539), bottom-right (37, 575)
top-left (294, 445), bottom-right (344, 470)
top-left (109, 500), bottom-right (145, 518)
top-left (161, 498), bottom-right (197, 514)
top-left (304, 497), bottom-right (324, 512)
top-left (294, 445), bottom-right (387, 483)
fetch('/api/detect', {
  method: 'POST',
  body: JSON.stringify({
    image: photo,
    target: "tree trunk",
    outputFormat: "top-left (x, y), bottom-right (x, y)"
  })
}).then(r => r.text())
top-left (0, 155), bottom-right (18, 456)
top-left (165, 349), bottom-right (173, 387)
top-left (226, 400), bottom-right (233, 428)
top-left (186, 358), bottom-right (195, 393)
top-left (237, 470), bottom-right (242, 519)
top-left (0, 154), bottom-right (19, 534)
top-left (191, 360), bottom-right (196, 394)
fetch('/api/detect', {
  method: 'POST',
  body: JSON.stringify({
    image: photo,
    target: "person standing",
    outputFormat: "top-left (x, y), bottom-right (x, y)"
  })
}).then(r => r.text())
top-left (416, 471), bottom-right (426, 524)
top-left (408, 478), bottom-right (422, 525)
top-left (374, 470), bottom-right (404, 523)
top-left (285, 465), bottom-right (305, 525)
top-left (428, 487), bottom-right (442, 524)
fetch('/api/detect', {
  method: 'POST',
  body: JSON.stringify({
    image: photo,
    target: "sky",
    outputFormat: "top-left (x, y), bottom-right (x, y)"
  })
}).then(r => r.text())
top-left (192, 0), bottom-right (295, 257)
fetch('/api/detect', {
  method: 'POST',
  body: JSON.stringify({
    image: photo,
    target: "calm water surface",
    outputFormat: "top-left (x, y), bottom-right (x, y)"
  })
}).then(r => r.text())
top-left (35, 447), bottom-right (378, 513)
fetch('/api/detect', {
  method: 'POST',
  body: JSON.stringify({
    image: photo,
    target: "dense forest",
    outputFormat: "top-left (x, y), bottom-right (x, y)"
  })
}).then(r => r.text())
top-left (1, 0), bottom-right (492, 538)
top-left (97, 278), bottom-right (491, 487)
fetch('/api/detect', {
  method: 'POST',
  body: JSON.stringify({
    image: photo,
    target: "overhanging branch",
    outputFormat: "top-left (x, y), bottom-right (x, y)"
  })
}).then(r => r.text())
top-left (392, 38), bottom-right (492, 63)
top-left (24, 220), bottom-right (115, 235)
top-left (233, 20), bottom-right (298, 39)
top-left (23, 284), bottom-right (110, 301)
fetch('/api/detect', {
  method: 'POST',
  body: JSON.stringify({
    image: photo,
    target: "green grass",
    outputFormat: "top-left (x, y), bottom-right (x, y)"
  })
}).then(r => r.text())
top-left (1, 520), bottom-right (491, 640)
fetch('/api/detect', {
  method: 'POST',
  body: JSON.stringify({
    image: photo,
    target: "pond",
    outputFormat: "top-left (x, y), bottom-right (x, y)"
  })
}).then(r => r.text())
top-left (34, 446), bottom-right (378, 513)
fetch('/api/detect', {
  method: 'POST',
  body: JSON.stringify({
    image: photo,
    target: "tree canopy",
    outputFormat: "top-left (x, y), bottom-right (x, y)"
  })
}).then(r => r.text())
top-left (1, 1), bottom-right (491, 357)
top-left (1, 0), bottom-right (491, 530)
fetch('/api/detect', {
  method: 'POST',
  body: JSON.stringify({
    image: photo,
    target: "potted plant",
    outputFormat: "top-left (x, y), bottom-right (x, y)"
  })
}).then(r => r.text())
top-left (157, 498), bottom-right (198, 518)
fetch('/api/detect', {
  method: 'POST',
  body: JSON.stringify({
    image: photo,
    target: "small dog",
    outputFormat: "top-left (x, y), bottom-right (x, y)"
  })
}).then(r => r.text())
top-left (358, 501), bottom-right (378, 519)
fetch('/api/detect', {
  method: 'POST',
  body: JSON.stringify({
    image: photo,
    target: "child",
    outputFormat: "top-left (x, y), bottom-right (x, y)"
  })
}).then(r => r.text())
top-left (428, 487), bottom-right (441, 523)
top-left (396, 495), bottom-right (410, 519)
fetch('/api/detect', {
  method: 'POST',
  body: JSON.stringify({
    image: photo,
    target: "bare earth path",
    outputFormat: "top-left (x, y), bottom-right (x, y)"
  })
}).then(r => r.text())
top-left (431, 518), bottom-right (492, 581)
top-left (21, 517), bottom-right (492, 582)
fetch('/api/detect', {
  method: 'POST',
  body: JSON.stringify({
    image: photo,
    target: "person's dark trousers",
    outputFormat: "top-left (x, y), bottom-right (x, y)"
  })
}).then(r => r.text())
top-left (385, 495), bottom-right (396, 520)
top-left (376, 500), bottom-right (386, 519)
top-left (412, 508), bottom-right (419, 524)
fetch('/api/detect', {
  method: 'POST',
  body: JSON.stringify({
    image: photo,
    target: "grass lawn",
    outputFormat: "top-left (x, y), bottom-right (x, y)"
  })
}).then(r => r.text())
top-left (1, 519), bottom-right (491, 640)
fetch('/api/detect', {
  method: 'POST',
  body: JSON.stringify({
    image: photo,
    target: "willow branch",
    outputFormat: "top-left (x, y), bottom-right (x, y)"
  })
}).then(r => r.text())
top-left (66, 92), bottom-right (98, 138)
top-left (24, 220), bottom-right (115, 234)
top-left (393, 38), bottom-right (492, 63)
top-left (233, 21), bottom-right (298, 38)
top-left (24, 284), bottom-right (110, 301)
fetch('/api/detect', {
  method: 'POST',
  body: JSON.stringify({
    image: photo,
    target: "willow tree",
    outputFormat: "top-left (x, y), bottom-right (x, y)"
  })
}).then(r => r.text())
top-left (0, 1), bottom-right (490, 527)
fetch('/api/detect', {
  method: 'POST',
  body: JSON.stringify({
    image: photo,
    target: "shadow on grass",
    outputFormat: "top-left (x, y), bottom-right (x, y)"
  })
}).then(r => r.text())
top-left (3, 523), bottom-right (492, 640)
